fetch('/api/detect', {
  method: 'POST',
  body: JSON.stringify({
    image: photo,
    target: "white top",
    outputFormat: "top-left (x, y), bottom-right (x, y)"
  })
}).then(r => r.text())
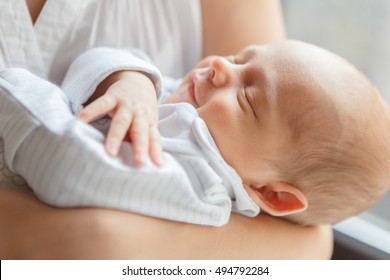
top-left (0, 0), bottom-right (202, 79)
top-left (0, 47), bottom-right (260, 226)
top-left (0, 0), bottom-right (93, 77)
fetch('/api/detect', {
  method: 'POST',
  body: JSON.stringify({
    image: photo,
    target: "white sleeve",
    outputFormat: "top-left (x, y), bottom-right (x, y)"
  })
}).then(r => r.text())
top-left (61, 47), bottom-right (163, 114)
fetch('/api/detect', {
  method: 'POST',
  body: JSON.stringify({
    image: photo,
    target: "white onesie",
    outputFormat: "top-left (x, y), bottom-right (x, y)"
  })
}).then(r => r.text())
top-left (0, 48), bottom-right (259, 226)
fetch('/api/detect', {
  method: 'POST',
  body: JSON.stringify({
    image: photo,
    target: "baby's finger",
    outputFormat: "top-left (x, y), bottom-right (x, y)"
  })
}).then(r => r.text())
top-left (105, 107), bottom-right (133, 156)
top-left (78, 95), bottom-right (116, 122)
top-left (130, 117), bottom-right (149, 166)
top-left (149, 125), bottom-right (163, 166)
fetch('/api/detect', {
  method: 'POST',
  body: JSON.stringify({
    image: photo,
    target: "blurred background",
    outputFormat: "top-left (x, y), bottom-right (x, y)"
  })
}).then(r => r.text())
top-left (281, 0), bottom-right (390, 258)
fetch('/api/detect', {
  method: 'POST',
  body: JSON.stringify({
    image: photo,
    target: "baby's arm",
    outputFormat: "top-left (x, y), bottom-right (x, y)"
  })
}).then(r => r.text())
top-left (0, 69), bottom-right (229, 226)
top-left (62, 47), bottom-right (163, 166)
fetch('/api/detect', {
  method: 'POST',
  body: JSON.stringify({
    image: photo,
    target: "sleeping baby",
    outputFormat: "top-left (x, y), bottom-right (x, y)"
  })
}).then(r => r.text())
top-left (0, 40), bottom-right (389, 226)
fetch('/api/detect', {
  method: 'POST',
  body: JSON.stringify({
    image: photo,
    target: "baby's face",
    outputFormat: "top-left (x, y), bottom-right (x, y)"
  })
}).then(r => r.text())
top-left (169, 41), bottom-right (349, 186)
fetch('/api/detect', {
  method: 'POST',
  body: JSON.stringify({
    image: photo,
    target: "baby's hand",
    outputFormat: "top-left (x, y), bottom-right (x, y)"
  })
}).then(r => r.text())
top-left (78, 71), bottom-right (162, 166)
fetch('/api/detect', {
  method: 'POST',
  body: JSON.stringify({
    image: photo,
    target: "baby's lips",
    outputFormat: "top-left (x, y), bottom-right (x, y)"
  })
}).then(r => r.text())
top-left (187, 82), bottom-right (198, 107)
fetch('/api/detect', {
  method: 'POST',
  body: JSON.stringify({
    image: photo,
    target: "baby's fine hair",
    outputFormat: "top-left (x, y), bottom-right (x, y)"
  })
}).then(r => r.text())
top-left (274, 63), bottom-right (390, 225)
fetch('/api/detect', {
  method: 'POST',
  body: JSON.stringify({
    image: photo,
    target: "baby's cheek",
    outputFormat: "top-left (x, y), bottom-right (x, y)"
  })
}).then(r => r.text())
top-left (199, 98), bottom-right (235, 124)
top-left (214, 97), bottom-right (239, 116)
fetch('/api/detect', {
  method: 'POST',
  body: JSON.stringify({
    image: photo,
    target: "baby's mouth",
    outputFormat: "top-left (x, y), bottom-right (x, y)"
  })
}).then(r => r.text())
top-left (188, 81), bottom-right (198, 107)
top-left (191, 69), bottom-right (208, 107)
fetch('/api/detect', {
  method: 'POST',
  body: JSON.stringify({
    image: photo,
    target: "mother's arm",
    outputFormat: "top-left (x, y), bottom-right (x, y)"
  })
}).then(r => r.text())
top-left (0, 188), bottom-right (333, 259)
top-left (201, 0), bottom-right (286, 57)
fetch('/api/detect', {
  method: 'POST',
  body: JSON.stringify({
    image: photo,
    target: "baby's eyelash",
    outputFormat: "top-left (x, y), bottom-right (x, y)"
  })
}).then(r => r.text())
top-left (238, 87), bottom-right (251, 108)
top-left (244, 89), bottom-right (258, 118)
top-left (243, 89), bottom-right (251, 106)
top-left (237, 87), bottom-right (247, 110)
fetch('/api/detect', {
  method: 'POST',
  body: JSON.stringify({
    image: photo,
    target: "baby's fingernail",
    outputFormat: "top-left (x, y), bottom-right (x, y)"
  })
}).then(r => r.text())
top-left (107, 142), bottom-right (117, 156)
top-left (136, 154), bottom-right (146, 166)
top-left (77, 113), bottom-right (85, 121)
top-left (156, 154), bottom-right (163, 167)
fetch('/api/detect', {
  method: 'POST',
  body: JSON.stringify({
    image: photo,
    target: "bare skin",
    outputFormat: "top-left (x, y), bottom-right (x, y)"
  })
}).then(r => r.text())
top-left (201, 0), bottom-right (285, 56)
top-left (25, 0), bottom-right (46, 24)
top-left (0, 188), bottom-right (333, 259)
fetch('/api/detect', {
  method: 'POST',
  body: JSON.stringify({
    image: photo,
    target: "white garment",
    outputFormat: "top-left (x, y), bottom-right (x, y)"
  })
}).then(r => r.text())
top-left (49, 0), bottom-right (202, 83)
top-left (0, 0), bottom-right (202, 189)
top-left (0, 0), bottom-right (93, 77)
top-left (0, 47), bottom-right (259, 226)
top-left (0, 0), bottom-right (202, 79)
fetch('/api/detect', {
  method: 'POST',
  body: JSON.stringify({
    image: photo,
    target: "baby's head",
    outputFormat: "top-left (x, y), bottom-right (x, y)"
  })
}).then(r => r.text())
top-left (170, 40), bottom-right (390, 225)
top-left (248, 40), bottom-right (390, 225)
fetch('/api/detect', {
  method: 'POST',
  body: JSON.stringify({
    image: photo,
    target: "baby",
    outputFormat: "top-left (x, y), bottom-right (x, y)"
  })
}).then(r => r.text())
top-left (0, 40), bottom-right (389, 226)
top-left (167, 41), bottom-right (390, 225)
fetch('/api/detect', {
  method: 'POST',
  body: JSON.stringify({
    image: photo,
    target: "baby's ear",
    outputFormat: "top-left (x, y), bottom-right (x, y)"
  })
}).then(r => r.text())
top-left (244, 182), bottom-right (308, 216)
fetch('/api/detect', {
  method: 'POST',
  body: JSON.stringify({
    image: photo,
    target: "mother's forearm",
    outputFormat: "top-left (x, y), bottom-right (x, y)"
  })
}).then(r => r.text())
top-left (0, 188), bottom-right (115, 259)
top-left (0, 188), bottom-right (333, 259)
top-left (152, 214), bottom-right (334, 260)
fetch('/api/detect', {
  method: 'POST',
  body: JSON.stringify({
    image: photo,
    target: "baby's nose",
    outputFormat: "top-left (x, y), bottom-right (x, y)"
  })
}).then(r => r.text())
top-left (209, 57), bottom-right (231, 87)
